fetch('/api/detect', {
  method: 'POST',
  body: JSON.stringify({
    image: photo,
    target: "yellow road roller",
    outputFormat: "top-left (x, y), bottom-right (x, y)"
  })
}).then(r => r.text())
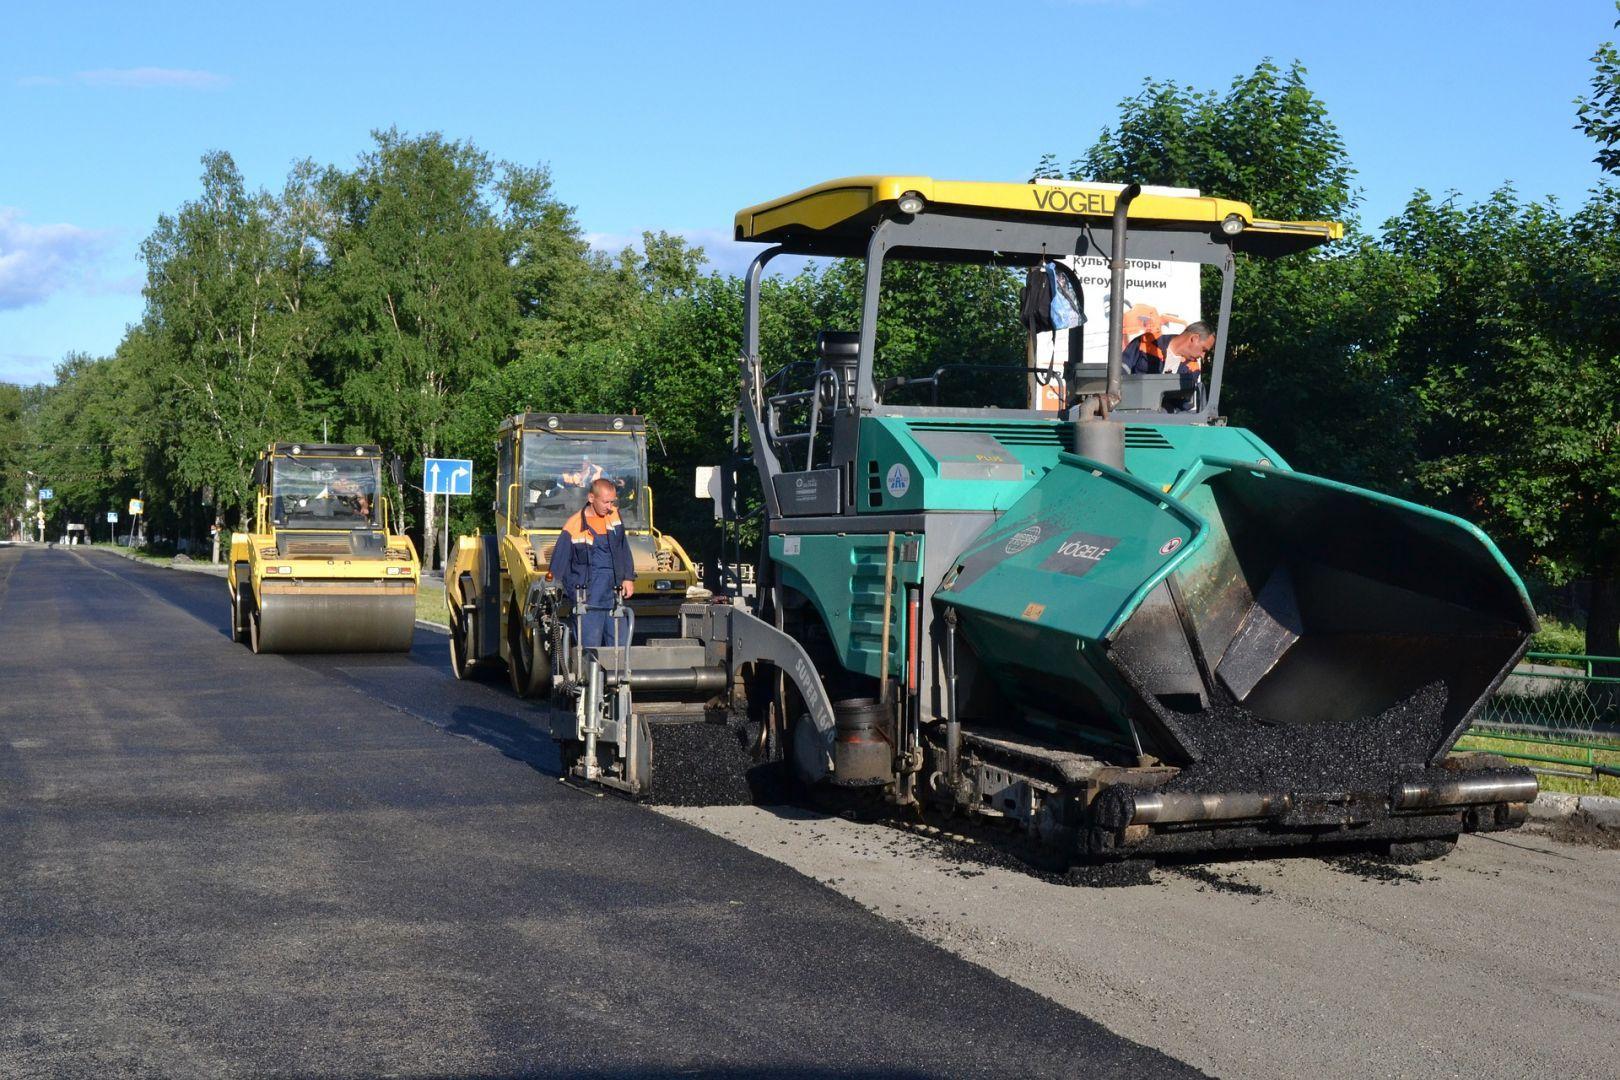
top-left (444, 413), bottom-right (704, 695)
top-left (228, 442), bottom-right (420, 653)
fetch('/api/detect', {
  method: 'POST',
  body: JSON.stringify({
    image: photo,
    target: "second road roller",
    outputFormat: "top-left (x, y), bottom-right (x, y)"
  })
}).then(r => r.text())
top-left (444, 413), bottom-right (703, 695)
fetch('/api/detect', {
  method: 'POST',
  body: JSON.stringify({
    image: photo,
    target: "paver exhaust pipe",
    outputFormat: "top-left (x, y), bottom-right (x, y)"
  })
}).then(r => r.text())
top-left (1070, 182), bottom-right (1140, 473)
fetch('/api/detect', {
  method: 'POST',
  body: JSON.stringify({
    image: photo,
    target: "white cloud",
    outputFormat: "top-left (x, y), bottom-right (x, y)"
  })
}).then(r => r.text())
top-left (16, 67), bottom-right (229, 90)
top-left (79, 67), bottom-right (229, 89)
top-left (0, 209), bottom-right (117, 310)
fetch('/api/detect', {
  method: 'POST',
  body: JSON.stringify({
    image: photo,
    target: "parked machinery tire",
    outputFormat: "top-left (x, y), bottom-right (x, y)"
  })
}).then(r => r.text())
top-left (449, 604), bottom-right (473, 679)
top-left (230, 562), bottom-right (252, 645)
top-left (448, 575), bottom-right (474, 680)
top-left (507, 602), bottom-right (550, 698)
top-left (248, 602), bottom-right (264, 655)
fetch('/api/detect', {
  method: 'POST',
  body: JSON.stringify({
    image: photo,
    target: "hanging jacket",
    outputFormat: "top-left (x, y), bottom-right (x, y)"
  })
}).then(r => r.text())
top-left (1019, 260), bottom-right (1085, 337)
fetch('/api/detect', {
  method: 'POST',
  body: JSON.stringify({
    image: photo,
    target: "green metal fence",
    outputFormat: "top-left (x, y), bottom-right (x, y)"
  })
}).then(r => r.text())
top-left (1459, 652), bottom-right (1620, 794)
top-left (1474, 652), bottom-right (1620, 734)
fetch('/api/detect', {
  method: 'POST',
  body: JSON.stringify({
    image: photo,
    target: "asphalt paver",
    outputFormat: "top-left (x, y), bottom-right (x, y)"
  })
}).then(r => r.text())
top-left (0, 546), bottom-right (1199, 1078)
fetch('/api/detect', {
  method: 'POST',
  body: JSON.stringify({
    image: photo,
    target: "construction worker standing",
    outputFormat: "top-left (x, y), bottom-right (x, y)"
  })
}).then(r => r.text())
top-left (549, 477), bottom-right (636, 649)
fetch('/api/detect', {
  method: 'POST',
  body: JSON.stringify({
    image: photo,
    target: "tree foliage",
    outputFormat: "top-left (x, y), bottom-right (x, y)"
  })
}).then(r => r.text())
top-left (1576, 5), bottom-right (1620, 176)
top-left (136, 151), bottom-right (322, 525)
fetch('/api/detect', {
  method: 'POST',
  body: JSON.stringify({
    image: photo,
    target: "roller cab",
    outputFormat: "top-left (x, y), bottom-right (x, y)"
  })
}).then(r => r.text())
top-left (228, 443), bottom-right (419, 654)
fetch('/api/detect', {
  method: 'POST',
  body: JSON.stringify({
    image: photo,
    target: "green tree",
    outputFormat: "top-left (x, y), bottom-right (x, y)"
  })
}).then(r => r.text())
top-left (1074, 60), bottom-right (1357, 222)
top-left (25, 352), bottom-right (152, 540)
top-left (137, 151), bottom-right (322, 545)
top-left (1386, 187), bottom-right (1620, 662)
top-left (1576, 4), bottom-right (1620, 175)
top-left (320, 130), bottom-right (585, 563)
top-left (0, 381), bottom-right (37, 539)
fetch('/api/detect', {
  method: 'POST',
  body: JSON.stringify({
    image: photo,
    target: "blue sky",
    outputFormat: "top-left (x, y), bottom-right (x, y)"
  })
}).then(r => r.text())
top-left (1, 0), bottom-right (1614, 386)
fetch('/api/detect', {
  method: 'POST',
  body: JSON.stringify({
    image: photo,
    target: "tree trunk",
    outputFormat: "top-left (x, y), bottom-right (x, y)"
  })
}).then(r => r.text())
top-left (422, 447), bottom-right (437, 571)
top-left (1586, 572), bottom-right (1620, 677)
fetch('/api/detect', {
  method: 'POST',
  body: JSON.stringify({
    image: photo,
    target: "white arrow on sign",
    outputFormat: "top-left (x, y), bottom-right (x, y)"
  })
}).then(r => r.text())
top-left (451, 466), bottom-right (468, 492)
top-left (429, 462), bottom-right (441, 491)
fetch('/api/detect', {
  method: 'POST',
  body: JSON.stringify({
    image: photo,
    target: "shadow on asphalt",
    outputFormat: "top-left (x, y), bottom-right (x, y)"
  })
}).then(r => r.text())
top-left (108, 552), bottom-right (572, 782)
top-left (446, 703), bottom-right (564, 776)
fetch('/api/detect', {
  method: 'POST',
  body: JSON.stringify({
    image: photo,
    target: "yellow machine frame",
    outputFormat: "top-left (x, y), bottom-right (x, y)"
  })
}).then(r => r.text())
top-left (444, 413), bottom-right (702, 695)
top-left (227, 442), bottom-right (420, 654)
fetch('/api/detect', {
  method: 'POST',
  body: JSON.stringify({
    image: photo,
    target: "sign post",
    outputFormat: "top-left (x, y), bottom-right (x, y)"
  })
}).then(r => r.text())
top-left (423, 458), bottom-right (473, 573)
top-left (128, 498), bottom-right (144, 548)
top-left (106, 510), bottom-right (118, 545)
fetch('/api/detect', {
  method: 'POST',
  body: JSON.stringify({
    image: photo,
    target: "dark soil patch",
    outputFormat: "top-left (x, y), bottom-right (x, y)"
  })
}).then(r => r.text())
top-left (1171, 865), bottom-right (1267, 896)
top-left (1526, 813), bottom-right (1620, 850)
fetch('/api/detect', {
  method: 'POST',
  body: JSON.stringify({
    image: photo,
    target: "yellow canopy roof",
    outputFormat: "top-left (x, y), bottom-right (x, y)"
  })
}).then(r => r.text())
top-left (734, 176), bottom-right (1343, 258)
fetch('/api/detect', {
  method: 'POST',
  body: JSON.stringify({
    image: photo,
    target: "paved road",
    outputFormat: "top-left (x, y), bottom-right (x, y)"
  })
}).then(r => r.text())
top-left (666, 805), bottom-right (1620, 1080)
top-left (0, 546), bottom-right (1197, 1078)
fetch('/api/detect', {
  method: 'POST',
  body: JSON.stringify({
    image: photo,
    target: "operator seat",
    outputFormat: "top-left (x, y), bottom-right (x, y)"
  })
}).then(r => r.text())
top-left (815, 330), bottom-right (860, 411)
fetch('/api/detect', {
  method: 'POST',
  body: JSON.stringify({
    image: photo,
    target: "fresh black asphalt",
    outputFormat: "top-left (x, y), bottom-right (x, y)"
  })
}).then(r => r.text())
top-left (0, 546), bottom-right (1201, 1078)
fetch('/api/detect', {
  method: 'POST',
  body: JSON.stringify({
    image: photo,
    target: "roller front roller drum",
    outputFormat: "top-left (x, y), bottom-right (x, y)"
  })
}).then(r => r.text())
top-left (252, 583), bottom-right (416, 653)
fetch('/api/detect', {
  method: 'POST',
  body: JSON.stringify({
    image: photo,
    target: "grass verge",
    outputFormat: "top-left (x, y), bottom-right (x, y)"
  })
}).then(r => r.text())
top-left (414, 582), bottom-right (448, 628)
top-left (1454, 732), bottom-right (1620, 797)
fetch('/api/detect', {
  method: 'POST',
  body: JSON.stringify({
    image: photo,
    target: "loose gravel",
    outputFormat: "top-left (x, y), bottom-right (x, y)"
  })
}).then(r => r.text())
top-left (641, 720), bottom-right (755, 806)
top-left (1166, 681), bottom-right (1455, 794)
top-left (1326, 854), bottom-right (1430, 884)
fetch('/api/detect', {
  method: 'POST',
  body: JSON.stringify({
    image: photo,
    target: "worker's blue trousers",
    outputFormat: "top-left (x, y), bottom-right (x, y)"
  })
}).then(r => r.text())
top-left (577, 608), bottom-right (630, 650)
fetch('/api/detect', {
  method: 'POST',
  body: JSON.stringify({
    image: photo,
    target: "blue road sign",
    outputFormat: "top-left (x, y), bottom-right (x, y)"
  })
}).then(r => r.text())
top-left (423, 457), bottom-right (473, 496)
top-left (39, 488), bottom-right (53, 500)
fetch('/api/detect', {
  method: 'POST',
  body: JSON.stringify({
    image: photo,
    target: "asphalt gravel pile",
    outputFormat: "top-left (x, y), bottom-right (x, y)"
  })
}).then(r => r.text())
top-left (642, 720), bottom-right (755, 806)
top-left (913, 827), bottom-right (1156, 889)
top-left (1172, 865), bottom-right (1268, 896)
top-left (1166, 681), bottom-right (1454, 795)
top-left (1326, 854), bottom-right (1428, 884)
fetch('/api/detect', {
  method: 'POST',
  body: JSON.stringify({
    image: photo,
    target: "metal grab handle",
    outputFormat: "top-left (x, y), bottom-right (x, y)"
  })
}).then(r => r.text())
top-left (611, 585), bottom-right (635, 681)
top-left (766, 368), bottom-right (843, 469)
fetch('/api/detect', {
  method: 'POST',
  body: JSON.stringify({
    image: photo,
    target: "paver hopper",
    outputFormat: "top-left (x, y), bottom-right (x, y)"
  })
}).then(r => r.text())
top-left (227, 443), bottom-right (419, 653)
top-left (935, 452), bottom-right (1537, 856)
